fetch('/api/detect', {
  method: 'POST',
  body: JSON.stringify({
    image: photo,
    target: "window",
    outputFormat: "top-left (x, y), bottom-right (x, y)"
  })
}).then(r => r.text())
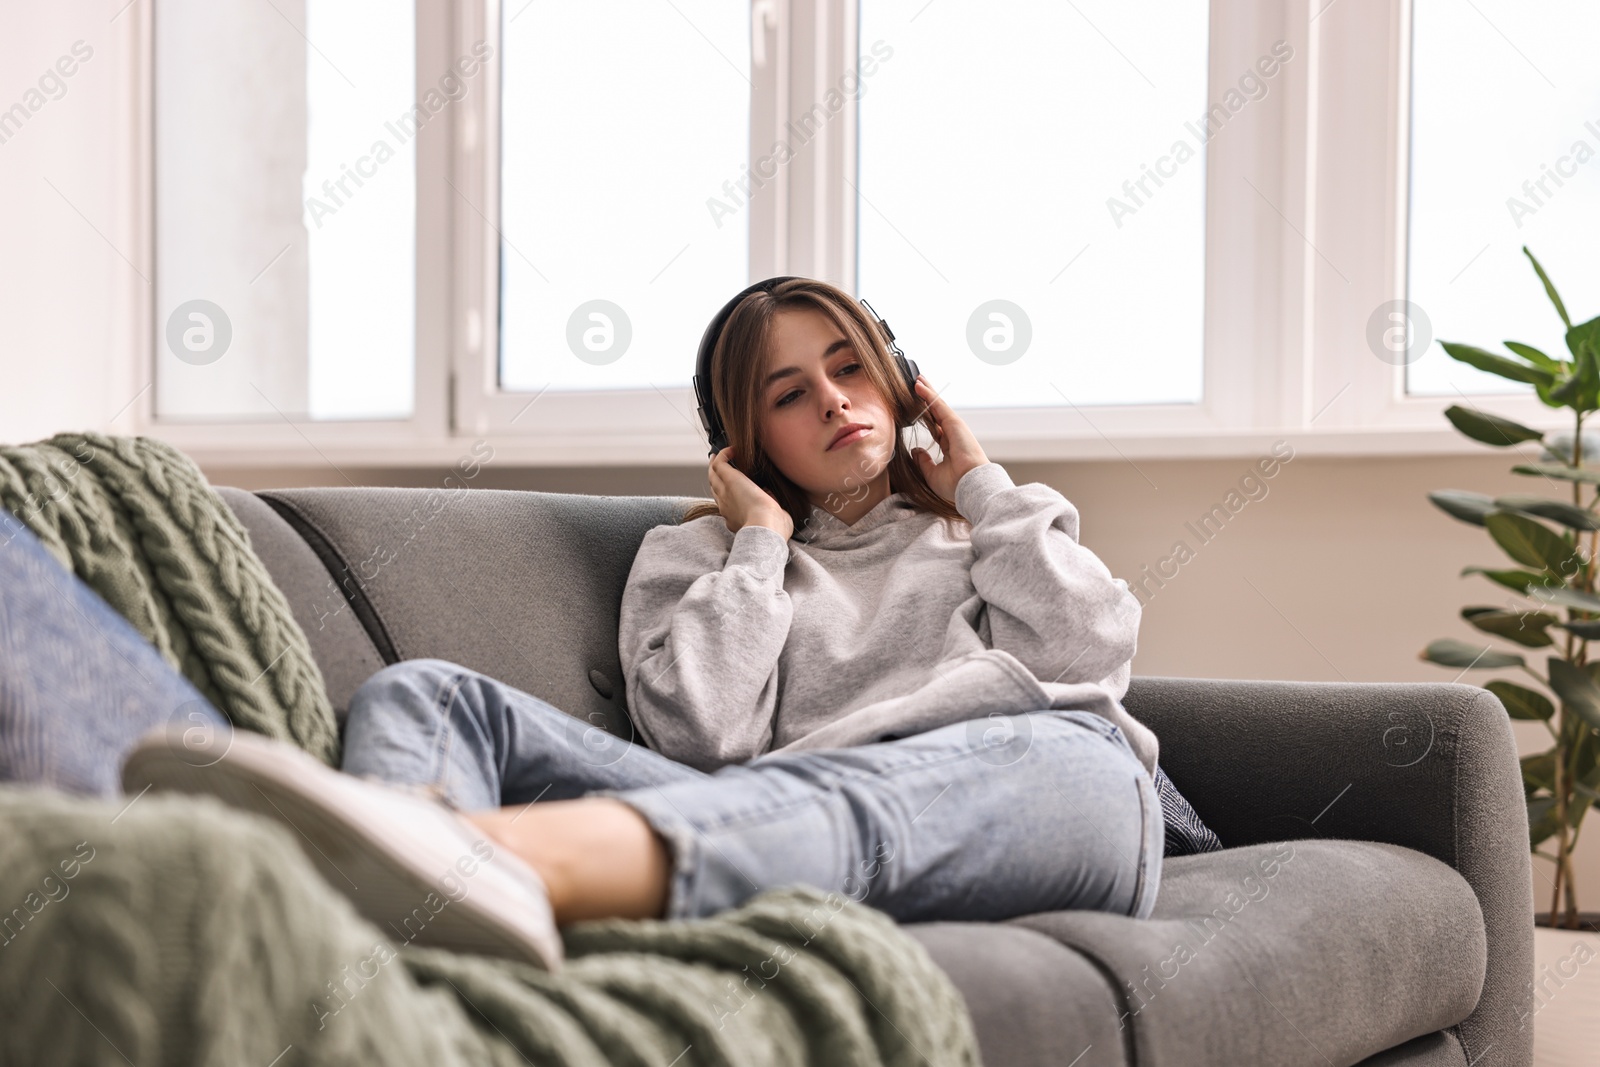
top-left (131, 0), bottom-right (1521, 464)
top-left (153, 0), bottom-right (416, 422)
top-left (458, 0), bottom-right (1250, 458)
top-left (1406, 0), bottom-right (1600, 398)
top-left (856, 1), bottom-right (1210, 409)
top-left (497, 0), bottom-right (751, 396)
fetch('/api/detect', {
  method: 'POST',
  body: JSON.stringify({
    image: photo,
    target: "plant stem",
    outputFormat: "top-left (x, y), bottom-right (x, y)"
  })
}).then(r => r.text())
top-left (1553, 738), bottom-right (1568, 925)
top-left (1551, 414), bottom-right (1585, 928)
top-left (1568, 856), bottom-right (1580, 927)
top-left (1563, 731), bottom-right (1596, 926)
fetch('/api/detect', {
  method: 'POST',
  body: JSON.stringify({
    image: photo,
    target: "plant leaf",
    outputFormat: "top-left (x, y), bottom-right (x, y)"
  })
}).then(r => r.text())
top-left (1442, 405), bottom-right (1545, 446)
top-left (1493, 494), bottom-right (1600, 531)
top-left (1511, 462), bottom-right (1600, 485)
top-left (1505, 341), bottom-right (1565, 373)
top-left (1555, 620), bottom-right (1600, 639)
top-left (1440, 342), bottom-right (1555, 387)
top-left (1527, 585), bottom-right (1600, 613)
top-left (1522, 750), bottom-right (1557, 790)
top-left (1484, 510), bottom-right (1585, 573)
top-left (1581, 341), bottom-right (1600, 415)
top-left (1529, 795), bottom-right (1561, 847)
top-left (1525, 245), bottom-right (1572, 329)
top-left (1548, 657), bottom-right (1600, 732)
top-left (1461, 607), bottom-right (1557, 647)
top-left (1538, 431), bottom-right (1600, 467)
top-left (1574, 742), bottom-right (1600, 807)
top-left (1419, 638), bottom-right (1526, 669)
top-left (1551, 338), bottom-right (1600, 412)
top-left (1460, 565), bottom-right (1564, 593)
top-left (1428, 489), bottom-right (1496, 526)
top-left (1491, 680), bottom-right (1557, 722)
top-left (1565, 314), bottom-right (1600, 362)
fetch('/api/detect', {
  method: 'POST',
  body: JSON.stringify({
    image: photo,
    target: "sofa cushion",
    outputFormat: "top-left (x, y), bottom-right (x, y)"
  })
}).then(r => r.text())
top-left (215, 487), bottom-right (384, 724)
top-left (247, 486), bottom-right (685, 744)
top-left (1353, 1031), bottom-right (1468, 1065)
top-left (904, 923), bottom-right (1133, 1066)
top-left (1007, 839), bottom-right (1486, 1067)
top-left (907, 925), bottom-right (1472, 1067)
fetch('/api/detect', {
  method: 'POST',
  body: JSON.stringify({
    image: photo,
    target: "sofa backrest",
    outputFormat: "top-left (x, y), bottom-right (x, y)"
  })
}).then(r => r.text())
top-left (217, 485), bottom-right (693, 744)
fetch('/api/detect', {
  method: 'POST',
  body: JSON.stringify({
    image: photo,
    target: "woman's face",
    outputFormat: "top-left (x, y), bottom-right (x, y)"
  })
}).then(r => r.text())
top-left (755, 306), bottom-right (895, 511)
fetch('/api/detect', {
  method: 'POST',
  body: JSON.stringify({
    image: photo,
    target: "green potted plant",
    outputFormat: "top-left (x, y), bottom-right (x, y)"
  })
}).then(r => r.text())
top-left (1419, 246), bottom-right (1600, 942)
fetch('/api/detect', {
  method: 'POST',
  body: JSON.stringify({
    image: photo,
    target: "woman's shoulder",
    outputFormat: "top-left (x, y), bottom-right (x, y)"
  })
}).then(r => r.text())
top-left (636, 513), bottom-right (736, 559)
top-left (659, 511), bottom-right (733, 538)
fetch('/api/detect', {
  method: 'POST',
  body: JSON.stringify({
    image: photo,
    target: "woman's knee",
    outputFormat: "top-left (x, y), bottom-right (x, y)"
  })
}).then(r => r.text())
top-left (347, 658), bottom-right (476, 726)
top-left (1025, 712), bottom-right (1156, 909)
top-left (349, 658), bottom-right (577, 744)
top-left (1028, 711), bottom-right (1139, 762)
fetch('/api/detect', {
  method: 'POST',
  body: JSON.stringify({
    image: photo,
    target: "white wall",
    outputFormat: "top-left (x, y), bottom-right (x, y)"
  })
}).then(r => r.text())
top-left (0, 0), bottom-right (139, 442)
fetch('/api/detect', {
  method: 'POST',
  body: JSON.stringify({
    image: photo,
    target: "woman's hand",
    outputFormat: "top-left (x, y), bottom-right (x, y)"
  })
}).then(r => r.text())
top-left (910, 375), bottom-right (990, 504)
top-left (710, 447), bottom-right (795, 540)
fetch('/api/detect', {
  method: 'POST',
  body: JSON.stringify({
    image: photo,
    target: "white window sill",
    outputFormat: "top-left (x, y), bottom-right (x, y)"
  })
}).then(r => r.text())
top-left (168, 423), bottom-right (1552, 471)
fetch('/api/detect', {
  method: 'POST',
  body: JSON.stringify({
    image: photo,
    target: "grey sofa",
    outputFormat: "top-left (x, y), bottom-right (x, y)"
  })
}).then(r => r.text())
top-left (214, 483), bottom-right (1536, 1067)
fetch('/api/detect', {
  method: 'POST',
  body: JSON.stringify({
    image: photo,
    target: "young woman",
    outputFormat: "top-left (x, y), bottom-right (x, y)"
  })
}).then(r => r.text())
top-left (122, 278), bottom-right (1180, 973)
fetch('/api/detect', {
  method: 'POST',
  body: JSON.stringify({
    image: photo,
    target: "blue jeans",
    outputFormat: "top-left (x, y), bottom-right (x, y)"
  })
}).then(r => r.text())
top-left (342, 659), bottom-right (1164, 923)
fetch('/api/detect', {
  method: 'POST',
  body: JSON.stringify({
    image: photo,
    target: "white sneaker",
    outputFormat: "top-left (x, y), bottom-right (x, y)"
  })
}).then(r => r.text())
top-left (121, 722), bottom-right (564, 971)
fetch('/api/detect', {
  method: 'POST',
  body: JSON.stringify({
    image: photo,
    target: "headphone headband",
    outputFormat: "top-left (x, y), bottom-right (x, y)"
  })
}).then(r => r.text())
top-left (692, 276), bottom-right (920, 458)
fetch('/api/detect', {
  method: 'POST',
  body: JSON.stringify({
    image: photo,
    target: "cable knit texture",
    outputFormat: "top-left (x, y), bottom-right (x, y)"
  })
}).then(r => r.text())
top-left (0, 433), bottom-right (340, 765)
top-left (0, 787), bottom-right (981, 1067)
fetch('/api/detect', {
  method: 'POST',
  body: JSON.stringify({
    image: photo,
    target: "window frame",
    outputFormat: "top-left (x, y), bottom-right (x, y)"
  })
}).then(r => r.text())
top-left (1298, 0), bottom-right (1568, 446)
top-left (123, 0), bottom-right (455, 468)
top-left (123, 0), bottom-right (1550, 469)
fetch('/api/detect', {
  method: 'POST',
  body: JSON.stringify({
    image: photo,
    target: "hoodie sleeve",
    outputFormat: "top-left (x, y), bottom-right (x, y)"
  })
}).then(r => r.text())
top-left (954, 462), bottom-right (1141, 689)
top-left (617, 519), bottom-right (794, 771)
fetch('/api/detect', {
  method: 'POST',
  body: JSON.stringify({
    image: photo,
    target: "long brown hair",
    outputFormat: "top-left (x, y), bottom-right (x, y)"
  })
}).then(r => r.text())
top-left (678, 278), bottom-right (966, 542)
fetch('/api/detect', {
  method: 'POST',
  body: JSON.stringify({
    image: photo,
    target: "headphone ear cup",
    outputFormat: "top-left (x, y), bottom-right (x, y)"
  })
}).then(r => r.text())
top-left (697, 276), bottom-right (800, 458)
top-left (895, 356), bottom-right (921, 424)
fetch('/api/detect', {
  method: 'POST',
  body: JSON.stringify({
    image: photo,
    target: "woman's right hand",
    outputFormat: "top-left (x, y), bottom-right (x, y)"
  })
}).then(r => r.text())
top-left (709, 447), bottom-right (794, 540)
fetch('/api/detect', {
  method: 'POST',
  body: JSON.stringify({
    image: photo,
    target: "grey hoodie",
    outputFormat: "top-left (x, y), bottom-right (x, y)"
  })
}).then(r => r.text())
top-left (617, 461), bottom-right (1157, 776)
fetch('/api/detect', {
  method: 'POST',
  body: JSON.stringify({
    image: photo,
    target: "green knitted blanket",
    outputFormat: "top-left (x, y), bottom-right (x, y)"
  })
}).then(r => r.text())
top-left (0, 787), bottom-right (980, 1067)
top-left (0, 433), bottom-right (982, 1067)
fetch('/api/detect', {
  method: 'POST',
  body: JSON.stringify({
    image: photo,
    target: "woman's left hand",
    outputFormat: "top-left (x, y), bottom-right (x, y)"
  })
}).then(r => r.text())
top-left (910, 375), bottom-right (989, 503)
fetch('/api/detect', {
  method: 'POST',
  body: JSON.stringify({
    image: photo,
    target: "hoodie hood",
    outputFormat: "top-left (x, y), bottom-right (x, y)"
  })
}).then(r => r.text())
top-left (794, 492), bottom-right (922, 547)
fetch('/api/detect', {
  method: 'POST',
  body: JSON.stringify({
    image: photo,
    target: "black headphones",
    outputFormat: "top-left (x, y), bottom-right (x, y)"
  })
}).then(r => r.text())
top-left (693, 276), bottom-right (922, 459)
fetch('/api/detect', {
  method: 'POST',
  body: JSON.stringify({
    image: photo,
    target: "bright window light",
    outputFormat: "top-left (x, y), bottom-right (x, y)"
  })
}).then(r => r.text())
top-left (857, 1), bottom-right (1210, 409)
top-left (154, 0), bottom-right (416, 421)
top-left (498, 0), bottom-right (750, 395)
top-left (1407, 0), bottom-right (1600, 397)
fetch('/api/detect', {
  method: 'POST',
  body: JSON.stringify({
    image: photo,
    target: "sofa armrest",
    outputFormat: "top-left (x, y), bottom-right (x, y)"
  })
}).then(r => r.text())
top-left (1123, 676), bottom-right (1533, 1067)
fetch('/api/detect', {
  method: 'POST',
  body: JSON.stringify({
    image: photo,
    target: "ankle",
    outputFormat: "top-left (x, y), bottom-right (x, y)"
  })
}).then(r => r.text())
top-left (464, 809), bottom-right (577, 916)
top-left (466, 799), bottom-right (672, 922)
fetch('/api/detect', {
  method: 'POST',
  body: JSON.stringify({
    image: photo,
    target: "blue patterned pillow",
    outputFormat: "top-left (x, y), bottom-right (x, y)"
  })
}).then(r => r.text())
top-left (0, 508), bottom-right (228, 798)
top-left (1153, 762), bottom-right (1223, 856)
